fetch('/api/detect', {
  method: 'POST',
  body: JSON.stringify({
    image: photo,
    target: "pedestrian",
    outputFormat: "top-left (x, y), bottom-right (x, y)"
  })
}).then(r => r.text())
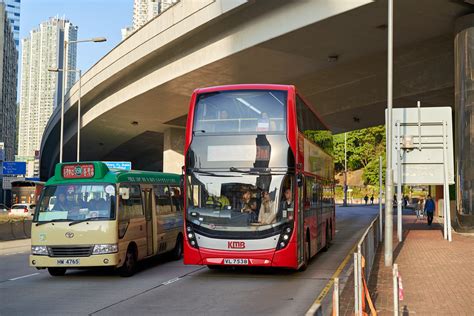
top-left (364, 194), bottom-right (369, 205)
top-left (416, 198), bottom-right (424, 219)
top-left (370, 194), bottom-right (374, 205)
top-left (424, 195), bottom-right (435, 226)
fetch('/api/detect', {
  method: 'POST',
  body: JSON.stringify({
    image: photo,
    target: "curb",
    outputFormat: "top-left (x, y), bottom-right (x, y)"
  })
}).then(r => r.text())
top-left (0, 220), bottom-right (32, 241)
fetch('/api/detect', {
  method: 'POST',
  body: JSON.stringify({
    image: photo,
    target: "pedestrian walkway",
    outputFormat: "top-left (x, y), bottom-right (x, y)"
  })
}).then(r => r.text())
top-left (338, 212), bottom-right (474, 315)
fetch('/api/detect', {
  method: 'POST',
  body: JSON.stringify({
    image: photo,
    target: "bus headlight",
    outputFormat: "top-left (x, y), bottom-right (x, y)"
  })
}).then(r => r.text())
top-left (92, 244), bottom-right (118, 255)
top-left (186, 224), bottom-right (199, 249)
top-left (276, 223), bottom-right (294, 250)
top-left (31, 245), bottom-right (48, 256)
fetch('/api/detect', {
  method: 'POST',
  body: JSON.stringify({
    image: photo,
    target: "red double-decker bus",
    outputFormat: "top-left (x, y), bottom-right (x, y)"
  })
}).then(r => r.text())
top-left (183, 84), bottom-right (335, 270)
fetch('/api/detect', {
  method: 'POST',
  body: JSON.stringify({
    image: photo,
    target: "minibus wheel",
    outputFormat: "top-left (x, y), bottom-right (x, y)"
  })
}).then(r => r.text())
top-left (48, 267), bottom-right (66, 276)
top-left (172, 234), bottom-right (183, 260)
top-left (119, 246), bottom-right (137, 277)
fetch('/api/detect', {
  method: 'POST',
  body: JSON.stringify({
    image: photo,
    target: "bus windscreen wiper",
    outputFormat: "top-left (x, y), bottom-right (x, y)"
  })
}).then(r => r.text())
top-left (69, 217), bottom-right (111, 226)
top-left (35, 219), bottom-right (70, 226)
top-left (229, 167), bottom-right (286, 175)
top-left (191, 169), bottom-right (235, 177)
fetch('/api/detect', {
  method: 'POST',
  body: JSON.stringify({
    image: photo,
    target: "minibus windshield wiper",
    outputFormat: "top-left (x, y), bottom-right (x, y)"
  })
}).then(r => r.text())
top-left (35, 219), bottom-right (70, 226)
top-left (69, 217), bottom-right (111, 226)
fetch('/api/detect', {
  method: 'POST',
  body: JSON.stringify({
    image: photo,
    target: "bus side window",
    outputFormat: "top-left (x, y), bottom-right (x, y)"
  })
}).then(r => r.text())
top-left (153, 185), bottom-right (172, 215)
top-left (119, 184), bottom-right (143, 220)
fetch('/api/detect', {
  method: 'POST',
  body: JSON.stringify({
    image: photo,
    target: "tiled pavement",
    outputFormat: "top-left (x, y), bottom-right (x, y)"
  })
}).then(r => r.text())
top-left (338, 212), bottom-right (474, 315)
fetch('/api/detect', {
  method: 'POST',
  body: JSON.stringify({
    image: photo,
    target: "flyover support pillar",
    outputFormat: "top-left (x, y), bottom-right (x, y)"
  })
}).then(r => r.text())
top-left (454, 14), bottom-right (474, 229)
top-left (163, 127), bottom-right (185, 174)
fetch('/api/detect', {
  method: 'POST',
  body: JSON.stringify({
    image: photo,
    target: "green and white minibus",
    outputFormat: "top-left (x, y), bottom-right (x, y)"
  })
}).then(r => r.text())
top-left (30, 162), bottom-right (183, 277)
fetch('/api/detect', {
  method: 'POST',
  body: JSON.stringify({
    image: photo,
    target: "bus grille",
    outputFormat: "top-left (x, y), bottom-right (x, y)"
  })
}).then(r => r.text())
top-left (48, 246), bottom-right (93, 257)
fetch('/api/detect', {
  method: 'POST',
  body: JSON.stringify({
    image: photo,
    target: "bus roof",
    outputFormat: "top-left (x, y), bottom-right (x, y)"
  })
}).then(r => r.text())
top-left (47, 162), bottom-right (181, 186)
top-left (194, 84), bottom-right (294, 94)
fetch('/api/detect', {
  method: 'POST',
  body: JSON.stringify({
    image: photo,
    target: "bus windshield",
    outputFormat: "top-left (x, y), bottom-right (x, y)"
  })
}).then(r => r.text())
top-left (193, 90), bottom-right (287, 134)
top-left (34, 183), bottom-right (116, 222)
top-left (186, 171), bottom-right (294, 232)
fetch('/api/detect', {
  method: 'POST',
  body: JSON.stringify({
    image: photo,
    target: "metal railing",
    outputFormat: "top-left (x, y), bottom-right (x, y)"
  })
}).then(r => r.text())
top-left (353, 214), bottom-right (382, 316)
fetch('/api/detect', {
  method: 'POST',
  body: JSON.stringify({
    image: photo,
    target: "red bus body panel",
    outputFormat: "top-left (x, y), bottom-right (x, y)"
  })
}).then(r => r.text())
top-left (184, 84), bottom-right (334, 269)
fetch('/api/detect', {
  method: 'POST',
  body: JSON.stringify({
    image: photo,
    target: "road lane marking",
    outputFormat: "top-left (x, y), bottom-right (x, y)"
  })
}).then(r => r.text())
top-left (8, 273), bottom-right (40, 281)
top-left (162, 277), bottom-right (180, 285)
top-left (89, 267), bottom-right (206, 315)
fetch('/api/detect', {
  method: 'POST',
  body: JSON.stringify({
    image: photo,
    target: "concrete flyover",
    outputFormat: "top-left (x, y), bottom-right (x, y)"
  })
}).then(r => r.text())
top-left (40, 0), bottom-right (473, 212)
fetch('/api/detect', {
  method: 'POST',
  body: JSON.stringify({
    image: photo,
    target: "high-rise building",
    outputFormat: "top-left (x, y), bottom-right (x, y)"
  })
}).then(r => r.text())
top-left (0, 1), bottom-right (18, 162)
top-left (17, 18), bottom-right (78, 171)
top-left (2, 0), bottom-right (20, 51)
top-left (122, 0), bottom-right (178, 40)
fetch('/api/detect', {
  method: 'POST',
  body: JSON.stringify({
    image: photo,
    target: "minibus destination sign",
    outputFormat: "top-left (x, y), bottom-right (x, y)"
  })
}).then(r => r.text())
top-left (62, 164), bottom-right (95, 179)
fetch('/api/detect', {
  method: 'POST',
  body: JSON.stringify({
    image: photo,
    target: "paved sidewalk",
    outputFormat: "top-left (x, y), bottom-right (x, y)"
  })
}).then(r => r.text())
top-left (339, 212), bottom-right (474, 315)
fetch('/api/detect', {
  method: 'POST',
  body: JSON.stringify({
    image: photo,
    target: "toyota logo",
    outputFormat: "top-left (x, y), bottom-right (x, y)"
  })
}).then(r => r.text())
top-left (65, 232), bottom-right (74, 238)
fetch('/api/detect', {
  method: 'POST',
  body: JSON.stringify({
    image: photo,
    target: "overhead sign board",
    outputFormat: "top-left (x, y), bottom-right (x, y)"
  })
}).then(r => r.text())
top-left (2, 177), bottom-right (25, 190)
top-left (103, 161), bottom-right (132, 170)
top-left (388, 107), bottom-right (454, 185)
top-left (1, 161), bottom-right (27, 175)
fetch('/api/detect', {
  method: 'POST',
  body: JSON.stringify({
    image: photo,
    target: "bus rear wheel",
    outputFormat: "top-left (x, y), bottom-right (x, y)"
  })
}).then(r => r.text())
top-left (119, 247), bottom-right (137, 277)
top-left (48, 267), bottom-right (66, 276)
top-left (323, 224), bottom-right (331, 252)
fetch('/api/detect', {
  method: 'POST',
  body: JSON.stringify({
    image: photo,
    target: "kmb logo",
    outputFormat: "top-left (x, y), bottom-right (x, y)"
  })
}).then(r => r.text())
top-left (228, 241), bottom-right (245, 249)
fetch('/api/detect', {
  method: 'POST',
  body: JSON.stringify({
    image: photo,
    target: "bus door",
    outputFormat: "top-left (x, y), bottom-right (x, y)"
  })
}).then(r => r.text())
top-left (142, 188), bottom-right (154, 256)
top-left (297, 175), bottom-right (305, 265)
top-left (315, 180), bottom-right (323, 251)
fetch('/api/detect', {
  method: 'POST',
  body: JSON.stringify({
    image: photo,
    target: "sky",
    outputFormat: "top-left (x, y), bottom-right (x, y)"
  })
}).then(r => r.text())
top-left (19, 0), bottom-right (133, 73)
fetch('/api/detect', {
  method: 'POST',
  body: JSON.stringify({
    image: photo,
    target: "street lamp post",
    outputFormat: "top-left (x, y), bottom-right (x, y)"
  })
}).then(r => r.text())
top-left (58, 37), bottom-right (106, 163)
top-left (49, 68), bottom-right (82, 162)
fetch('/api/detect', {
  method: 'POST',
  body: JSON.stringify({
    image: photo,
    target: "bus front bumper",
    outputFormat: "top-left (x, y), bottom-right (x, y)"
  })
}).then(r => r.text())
top-left (29, 254), bottom-right (119, 268)
top-left (185, 245), bottom-right (298, 269)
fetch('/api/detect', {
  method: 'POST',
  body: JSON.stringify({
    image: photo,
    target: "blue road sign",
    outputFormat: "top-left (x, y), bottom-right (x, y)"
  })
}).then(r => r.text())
top-left (1, 162), bottom-right (27, 175)
top-left (103, 161), bottom-right (132, 170)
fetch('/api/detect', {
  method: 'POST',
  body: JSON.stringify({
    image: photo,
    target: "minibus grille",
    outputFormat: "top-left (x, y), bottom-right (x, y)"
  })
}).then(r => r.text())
top-left (48, 246), bottom-right (93, 257)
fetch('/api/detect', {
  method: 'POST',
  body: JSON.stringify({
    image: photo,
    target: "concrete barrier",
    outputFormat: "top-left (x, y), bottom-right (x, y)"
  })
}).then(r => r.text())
top-left (0, 220), bottom-right (32, 241)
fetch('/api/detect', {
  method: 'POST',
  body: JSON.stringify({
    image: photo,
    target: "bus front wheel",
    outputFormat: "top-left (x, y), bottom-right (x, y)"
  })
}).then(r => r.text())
top-left (299, 238), bottom-right (310, 272)
top-left (48, 267), bottom-right (66, 276)
top-left (119, 247), bottom-right (137, 277)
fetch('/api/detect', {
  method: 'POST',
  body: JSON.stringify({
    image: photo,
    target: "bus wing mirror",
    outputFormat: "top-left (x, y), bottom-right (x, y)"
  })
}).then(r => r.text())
top-left (297, 174), bottom-right (303, 187)
top-left (119, 188), bottom-right (130, 200)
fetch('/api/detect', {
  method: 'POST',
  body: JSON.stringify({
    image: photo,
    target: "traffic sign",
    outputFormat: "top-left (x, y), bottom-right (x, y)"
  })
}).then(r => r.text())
top-left (1, 162), bottom-right (27, 175)
top-left (103, 161), bottom-right (132, 170)
top-left (2, 176), bottom-right (25, 190)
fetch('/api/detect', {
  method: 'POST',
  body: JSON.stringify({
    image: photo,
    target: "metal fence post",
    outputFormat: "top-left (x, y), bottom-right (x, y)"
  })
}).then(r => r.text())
top-left (354, 253), bottom-right (359, 315)
top-left (357, 245), bottom-right (363, 316)
top-left (393, 264), bottom-right (399, 316)
top-left (333, 277), bottom-right (339, 316)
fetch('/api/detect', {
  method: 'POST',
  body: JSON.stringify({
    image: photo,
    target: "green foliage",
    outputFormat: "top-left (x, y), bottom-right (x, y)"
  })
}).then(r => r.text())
top-left (333, 125), bottom-right (386, 185)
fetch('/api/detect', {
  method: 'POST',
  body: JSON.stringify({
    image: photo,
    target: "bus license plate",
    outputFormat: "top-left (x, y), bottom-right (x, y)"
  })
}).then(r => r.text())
top-left (223, 259), bottom-right (249, 265)
top-left (56, 259), bottom-right (80, 265)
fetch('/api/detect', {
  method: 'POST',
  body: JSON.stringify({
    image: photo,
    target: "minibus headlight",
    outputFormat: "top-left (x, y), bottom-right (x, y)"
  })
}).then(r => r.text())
top-left (31, 245), bottom-right (48, 256)
top-left (92, 244), bottom-right (118, 255)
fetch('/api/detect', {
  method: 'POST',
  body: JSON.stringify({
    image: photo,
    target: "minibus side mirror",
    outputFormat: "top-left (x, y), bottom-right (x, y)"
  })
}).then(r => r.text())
top-left (119, 187), bottom-right (130, 200)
